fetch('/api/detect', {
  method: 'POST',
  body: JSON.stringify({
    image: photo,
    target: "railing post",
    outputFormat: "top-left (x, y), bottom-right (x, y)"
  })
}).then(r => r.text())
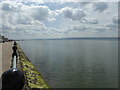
top-left (12, 56), bottom-right (17, 69)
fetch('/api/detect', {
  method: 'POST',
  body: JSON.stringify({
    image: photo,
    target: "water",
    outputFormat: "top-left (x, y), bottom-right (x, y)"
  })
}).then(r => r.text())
top-left (18, 39), bottom-right (118, 88)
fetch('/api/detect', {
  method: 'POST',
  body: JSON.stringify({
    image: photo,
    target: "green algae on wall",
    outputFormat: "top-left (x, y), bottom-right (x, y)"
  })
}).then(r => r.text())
top-left (17, 45), bottom-right (50, 89)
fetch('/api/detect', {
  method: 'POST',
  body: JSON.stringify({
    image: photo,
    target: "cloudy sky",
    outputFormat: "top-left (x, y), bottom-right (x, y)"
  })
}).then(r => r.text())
top-left (0, 0), bottom-right (119, 39)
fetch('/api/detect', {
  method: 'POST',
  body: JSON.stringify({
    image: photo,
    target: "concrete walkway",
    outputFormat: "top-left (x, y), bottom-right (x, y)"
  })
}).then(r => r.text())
top-left (0, 42), bottom-right (13, 77)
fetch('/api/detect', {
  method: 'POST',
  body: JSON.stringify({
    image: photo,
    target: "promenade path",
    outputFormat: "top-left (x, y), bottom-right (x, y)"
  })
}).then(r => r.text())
top-left (0, 42), bottom-right (13, 77)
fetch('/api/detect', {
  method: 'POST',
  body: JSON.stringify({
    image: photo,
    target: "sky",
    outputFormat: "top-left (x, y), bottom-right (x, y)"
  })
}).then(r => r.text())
top-left (0, 0), bottom-right (119, 39)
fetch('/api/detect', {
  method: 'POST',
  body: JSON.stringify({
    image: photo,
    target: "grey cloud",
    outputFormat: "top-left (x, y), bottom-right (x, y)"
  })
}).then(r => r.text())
top-left (7, 14), bottom-right (34, 25)
top-left (59, 7), bottom-right (99, 24)
top-left (96, 28), bottom-right (105, 32)
top-left (1, 1), bottom-right (23, 12)
top-left (61, 25), bottom-right (90, 34)
top-left (73, 2), bottom-right (91, 8)
top-left (95, 24), bottom-right (118, 32)
top-left (1, 1), bottom-right (33, 25)
top-left (46, 28), bottom-right (62, 34)
top-left (83, 18), bottom-right (99, 24)
top-left (80, 2), bottom-right (90, 6)
top-left (78, 2), bottom-right (91, 7)
top-left (73, 25), bottom-right (89, 31)
top-left (93, 2), bottom-right (108, 12)
top-left (95, 25), bottom-right (106, 32)
top-left (112, 16), bottom-right (119, 24)
top-left (2, 24), bottom-right (12, 30)
top-left (106, 24), bottom-right (118, 30)
top-left (88, 19), bottom-right (99, 24)
top-left (60, 7), bottom-right (86, 21)
top-left (2, 12), bottom-right (34, 26)
top-left (30, 6), bottom-right (50, 21)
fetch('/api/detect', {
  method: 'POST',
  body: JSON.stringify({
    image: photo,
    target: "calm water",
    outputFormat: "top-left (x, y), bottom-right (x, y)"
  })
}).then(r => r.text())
top-left (18, 39), bottom-right (118, 88)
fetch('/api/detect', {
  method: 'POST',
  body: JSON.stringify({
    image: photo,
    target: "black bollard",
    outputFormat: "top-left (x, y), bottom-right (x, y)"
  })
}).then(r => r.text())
top-left (2, 68), bottom-right (25, 90)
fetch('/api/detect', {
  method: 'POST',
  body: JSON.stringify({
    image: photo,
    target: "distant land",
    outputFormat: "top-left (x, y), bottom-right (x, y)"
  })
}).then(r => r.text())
top-left (15, 37), bottom-right (120, 41)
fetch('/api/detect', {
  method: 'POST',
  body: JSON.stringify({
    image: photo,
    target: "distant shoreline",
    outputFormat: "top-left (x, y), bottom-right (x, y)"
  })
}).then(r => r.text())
top-left (16, 37), bottom-right (120, 41)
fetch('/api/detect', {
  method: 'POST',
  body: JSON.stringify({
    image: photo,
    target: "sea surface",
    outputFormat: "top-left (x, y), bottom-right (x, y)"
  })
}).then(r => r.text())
top-left (18, 39), bottom-right (118, 88)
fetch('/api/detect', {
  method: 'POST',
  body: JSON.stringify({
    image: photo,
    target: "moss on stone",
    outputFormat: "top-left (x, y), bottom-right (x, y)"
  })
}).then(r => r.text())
top-left (17, 45), bottom-right (50, 89)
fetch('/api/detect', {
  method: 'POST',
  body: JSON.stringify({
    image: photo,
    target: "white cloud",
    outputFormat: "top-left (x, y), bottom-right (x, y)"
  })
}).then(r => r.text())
top-left (6, 0), bottom-right (119, 3)
top-left (30, 6), bottom-right (57, 21)
top-left (0, 1), bottom-right (57, 39)
top-left (0, 1), bottom-right (118, 39)
top-left (1, 1), bottom-right (58, 32)
top-left (1, 1), bottom-right (57, 23)
top-left (57, 6), bottom-right (99, 24)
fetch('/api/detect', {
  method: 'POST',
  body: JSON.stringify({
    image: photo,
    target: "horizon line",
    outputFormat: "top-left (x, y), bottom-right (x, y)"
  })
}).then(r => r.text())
top-left (15, 37), bottom-right (120, 40)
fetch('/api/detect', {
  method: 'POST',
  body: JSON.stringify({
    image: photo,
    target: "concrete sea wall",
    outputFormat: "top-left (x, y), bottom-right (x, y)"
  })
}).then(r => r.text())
top-left (17, 45), bottom-right (50, 89)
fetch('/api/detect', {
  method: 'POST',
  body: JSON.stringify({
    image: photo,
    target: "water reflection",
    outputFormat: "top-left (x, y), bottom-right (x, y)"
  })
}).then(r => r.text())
top-left (18, 40), bottom-right (118, 88)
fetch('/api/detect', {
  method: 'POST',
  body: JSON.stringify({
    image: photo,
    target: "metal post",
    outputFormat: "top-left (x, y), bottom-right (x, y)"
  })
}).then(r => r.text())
top-left (12, 56), bottom-right (17, 68)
